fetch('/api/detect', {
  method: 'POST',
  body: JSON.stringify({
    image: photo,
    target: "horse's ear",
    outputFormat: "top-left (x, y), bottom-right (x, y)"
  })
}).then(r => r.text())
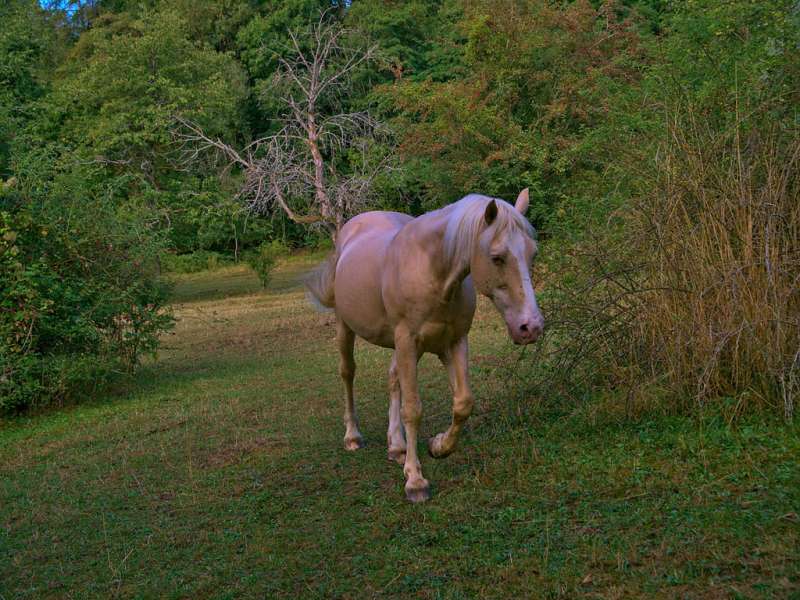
top-left (484, 199), bottom-right (498, 225)
top-left (514, 188), bottom-right (530, 214)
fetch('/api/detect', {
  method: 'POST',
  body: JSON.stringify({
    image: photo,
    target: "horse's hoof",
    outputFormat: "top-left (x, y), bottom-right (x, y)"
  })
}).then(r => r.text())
top-left (344, 436), bottom-right (365, 451)
top-left (405, 480), bottom-right (431, 503)
top-left (387, 447), bottom-right (406, 464)
top-left (427, 433), bottom-right (452, 459)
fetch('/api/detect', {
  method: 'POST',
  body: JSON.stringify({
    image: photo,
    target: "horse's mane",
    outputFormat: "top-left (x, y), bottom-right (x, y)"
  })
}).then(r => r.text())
top-left (442, 194), bottom-right (535, 270)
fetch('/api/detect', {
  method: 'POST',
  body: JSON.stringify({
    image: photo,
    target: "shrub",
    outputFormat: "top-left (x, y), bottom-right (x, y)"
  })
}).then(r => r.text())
top-left (246, 240), bottom-right (288, 288)
top-left (525, 0), bottom-right (800, 420)
top-left (161, 250), bottom-right (232, 274)
top-left (0, 197), bottom-right (173, 414)
top-left (537, 118), bottom-right (799, 418)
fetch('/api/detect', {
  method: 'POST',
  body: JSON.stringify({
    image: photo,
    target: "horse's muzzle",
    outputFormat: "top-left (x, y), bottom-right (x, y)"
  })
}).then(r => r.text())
top-left (510, 317), bottom-right (543, 345)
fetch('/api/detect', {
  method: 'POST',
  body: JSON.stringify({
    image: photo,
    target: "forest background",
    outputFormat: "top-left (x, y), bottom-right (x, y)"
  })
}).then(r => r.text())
top-left (1, 0), bottom-right (798, 417)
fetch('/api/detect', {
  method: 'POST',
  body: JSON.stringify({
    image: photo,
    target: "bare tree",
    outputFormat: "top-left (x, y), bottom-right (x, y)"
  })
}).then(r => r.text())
top-left (177, 13), bottom-right (394, 238)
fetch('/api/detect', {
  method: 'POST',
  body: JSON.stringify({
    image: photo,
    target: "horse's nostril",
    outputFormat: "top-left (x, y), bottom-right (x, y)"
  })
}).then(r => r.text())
top-left (520, 323), bottom-right (529, 332)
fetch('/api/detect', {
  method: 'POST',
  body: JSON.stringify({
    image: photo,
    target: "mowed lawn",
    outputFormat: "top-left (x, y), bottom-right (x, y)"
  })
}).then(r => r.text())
top-left (1, 254), bottom-right (799, 599)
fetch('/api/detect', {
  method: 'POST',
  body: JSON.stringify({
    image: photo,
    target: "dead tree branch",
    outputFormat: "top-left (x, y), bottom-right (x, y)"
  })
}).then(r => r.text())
top-left (175, 13), bottom-right (396, 238)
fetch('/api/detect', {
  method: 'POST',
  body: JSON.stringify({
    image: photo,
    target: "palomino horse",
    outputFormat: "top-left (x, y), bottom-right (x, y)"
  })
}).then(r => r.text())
top-left (306, 190), bottom-right (543, 502)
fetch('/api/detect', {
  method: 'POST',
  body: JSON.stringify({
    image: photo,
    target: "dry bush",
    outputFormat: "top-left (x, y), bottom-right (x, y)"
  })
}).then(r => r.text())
top-left (533, 113), bottom-right (800, 419)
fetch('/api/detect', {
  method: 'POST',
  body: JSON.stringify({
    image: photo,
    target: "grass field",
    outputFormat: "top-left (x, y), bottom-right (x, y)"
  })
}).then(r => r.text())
top-left (2, 254), bottom-right (799, 599)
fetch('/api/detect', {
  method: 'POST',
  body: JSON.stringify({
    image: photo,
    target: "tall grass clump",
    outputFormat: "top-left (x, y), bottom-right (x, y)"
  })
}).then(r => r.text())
top-left (533, 119), bottom-right (799, 421)
top-left (632, 114), bottom-right (798, 415)
top-left (534, 107), bottom-right (799, 419)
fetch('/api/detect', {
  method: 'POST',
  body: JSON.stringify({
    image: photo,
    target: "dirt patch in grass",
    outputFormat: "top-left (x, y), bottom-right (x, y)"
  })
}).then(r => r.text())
top-left (199, 436), bottom-right (290, 469)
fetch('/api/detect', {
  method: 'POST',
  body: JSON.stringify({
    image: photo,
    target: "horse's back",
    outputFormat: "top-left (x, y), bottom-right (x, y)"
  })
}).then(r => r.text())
top-left (338, 211), bottom-right (410, 245)
top-left (334, 211), bottom-right (412, 347)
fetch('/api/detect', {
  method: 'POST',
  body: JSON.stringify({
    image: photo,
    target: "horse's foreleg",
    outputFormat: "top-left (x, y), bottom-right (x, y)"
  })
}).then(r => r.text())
top-left (387, 352), bottom-right (407, 464)
top-left (429, 337), bottom-right (473, 459)
top-left (337, 319), bottom-right (363, 450)
top-left (395, 329), bottom-right (430, 503)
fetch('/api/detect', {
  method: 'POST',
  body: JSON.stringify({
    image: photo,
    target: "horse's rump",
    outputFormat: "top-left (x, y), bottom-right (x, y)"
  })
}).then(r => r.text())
top-left (306, 211), bottom-right (412, 314)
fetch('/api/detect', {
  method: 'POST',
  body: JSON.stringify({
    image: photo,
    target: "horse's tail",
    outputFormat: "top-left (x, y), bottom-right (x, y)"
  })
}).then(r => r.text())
top-left (304, 250), bottom-right (338, 311)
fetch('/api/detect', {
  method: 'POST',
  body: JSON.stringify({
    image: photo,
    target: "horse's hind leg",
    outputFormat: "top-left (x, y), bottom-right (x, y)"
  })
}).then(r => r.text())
top-left (387, 352), bottom-right (407, 464)
top-left (337, 319), bottom-right (364, 450)
top-left (429, 337), bottom-right (474, 459)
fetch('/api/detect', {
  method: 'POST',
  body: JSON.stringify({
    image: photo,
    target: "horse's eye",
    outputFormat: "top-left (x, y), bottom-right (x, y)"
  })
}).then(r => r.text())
top-left (491, 256), bottom-right (505, 266)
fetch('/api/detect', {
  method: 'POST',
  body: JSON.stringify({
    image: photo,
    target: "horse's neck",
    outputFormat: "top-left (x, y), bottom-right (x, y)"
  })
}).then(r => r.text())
top-left (415, 205), bottom-right (472, 300)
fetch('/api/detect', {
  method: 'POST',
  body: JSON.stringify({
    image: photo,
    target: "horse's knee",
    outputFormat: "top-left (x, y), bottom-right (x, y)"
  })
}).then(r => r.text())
top-left (453, 392), bottom-right (474, 422)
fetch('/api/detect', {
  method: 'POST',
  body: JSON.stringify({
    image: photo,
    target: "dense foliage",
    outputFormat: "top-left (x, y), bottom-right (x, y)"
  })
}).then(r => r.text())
top-left (0, 183), bottom-right (171, 411)
top-left (2, 0), bottom-right (797, 414)
top-left (522, 0), bottom-right (800, 418)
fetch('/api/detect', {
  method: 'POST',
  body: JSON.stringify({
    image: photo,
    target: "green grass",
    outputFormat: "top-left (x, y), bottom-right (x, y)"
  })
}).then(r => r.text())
top-left (2, 254), bottom-right (798, 599)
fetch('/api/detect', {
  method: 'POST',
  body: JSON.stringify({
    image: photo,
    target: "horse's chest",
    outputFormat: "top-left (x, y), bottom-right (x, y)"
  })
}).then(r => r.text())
top-left (417, 312), bottom-right (471, 352)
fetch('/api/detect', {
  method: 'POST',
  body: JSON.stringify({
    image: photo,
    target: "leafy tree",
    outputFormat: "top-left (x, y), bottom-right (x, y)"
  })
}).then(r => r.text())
top-left (381, 0), bottom-right (645, 223)
top-left (51, 9), bottom-right (246, 187)
top-left (345, 0), bottom-right (466, 84)
top-left (19, 8), bottom-right (251, 254)
top-left (0, 1), bottom-right (63, 178)
top-left (236, 0), bottom-right (334, 134)
top-left (169, 0), bottom-right (257, 52)
top-left (653, 0), bottom-right (800, 119)
top-left (237, 0), bottom-right (333, 83)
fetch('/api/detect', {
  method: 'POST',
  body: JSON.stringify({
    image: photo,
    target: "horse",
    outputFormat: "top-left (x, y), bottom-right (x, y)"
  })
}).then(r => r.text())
top-left (305, 189), bottom-right (544, 502)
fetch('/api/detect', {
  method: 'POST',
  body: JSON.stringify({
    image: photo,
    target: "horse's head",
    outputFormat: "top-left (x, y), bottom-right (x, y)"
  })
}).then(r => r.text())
top-left (470, 189), bottom-right (544, 345)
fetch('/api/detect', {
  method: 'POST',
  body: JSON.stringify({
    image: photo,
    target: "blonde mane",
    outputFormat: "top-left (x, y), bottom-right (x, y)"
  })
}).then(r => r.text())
top-left (442, 194), bottom-right (535, 270)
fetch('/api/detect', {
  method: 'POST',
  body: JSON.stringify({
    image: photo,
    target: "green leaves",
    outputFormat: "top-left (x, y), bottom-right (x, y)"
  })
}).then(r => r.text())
top-left (53, 9), bottom-right (246, 170)
top-left (0, 169), bottom-right (174, 412)
top-left (0, 0), bottom-right (60, 177)
top-left (381, 0), bottom-right (644, 219)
